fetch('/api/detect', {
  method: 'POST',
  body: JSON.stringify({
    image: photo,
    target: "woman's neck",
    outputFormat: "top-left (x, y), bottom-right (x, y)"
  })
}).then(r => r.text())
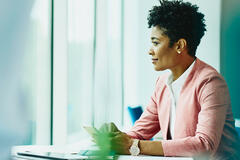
top-left (170, 55), bottom-right (195, 81)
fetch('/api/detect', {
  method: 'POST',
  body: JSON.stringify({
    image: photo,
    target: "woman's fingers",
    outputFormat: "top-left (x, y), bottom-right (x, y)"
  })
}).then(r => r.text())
top-left (91, 130), bottom-right (131, 155)
top-left (99, 122), bottom-right (120, 133)
top-left (109, 122), bottom-right (119, 132)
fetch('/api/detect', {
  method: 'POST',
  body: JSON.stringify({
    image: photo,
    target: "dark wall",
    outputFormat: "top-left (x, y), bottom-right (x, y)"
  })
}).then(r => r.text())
top-left (221, 0), bottom-right (240, 118)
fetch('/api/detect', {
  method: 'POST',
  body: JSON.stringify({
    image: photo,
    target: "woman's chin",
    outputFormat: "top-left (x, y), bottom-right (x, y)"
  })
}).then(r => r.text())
top-left (154, 66), bottom-right (164, 71)
top-left (154, 66), bottom-right (165, 71)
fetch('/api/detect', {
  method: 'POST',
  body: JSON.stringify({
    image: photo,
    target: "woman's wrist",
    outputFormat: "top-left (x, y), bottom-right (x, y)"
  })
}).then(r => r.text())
top-left (139, 140), bottom-right (164, 156)
top-left (125, 136), bottom-right (133, 154)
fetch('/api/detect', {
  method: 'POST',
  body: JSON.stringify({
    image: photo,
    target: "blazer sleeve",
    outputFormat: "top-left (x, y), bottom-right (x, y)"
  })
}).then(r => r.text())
top-left (161, 75), bottom-right (230, 157)
top-left (127, 77), bottom-right (161, 140)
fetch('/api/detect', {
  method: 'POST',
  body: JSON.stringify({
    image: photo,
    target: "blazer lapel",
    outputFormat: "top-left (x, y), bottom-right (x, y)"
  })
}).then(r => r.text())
top-left (162, 93), bottom-right (171, 140)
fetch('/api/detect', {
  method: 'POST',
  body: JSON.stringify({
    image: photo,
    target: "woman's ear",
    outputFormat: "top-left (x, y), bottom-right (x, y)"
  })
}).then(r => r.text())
top-left (176, 39), bottom-right (187, 54)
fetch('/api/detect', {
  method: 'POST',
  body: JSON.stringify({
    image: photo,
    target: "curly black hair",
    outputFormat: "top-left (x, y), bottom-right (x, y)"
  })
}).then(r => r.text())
top-left (148, 0), bottom-right (206, 56)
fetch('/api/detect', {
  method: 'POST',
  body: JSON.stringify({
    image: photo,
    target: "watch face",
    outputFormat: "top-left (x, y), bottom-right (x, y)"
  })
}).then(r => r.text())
top-left (130, 146), bottom-right (140, 156)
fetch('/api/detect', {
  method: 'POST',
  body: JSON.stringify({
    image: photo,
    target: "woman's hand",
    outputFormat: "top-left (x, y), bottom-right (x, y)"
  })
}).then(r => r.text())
top-left (99, 122), bottom-right (120, 133)
top-left (110, 131), bottom-right (133, 155)
top-left (92, 122), bottom-right (164, 156)
top-left (92, 122), bottom-right (121, 151)
top-left (92, 122), bottom-right (133, 155)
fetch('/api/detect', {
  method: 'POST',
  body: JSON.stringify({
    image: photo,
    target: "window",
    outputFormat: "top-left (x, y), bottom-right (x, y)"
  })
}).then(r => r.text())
top-left (53, 0), bottom-right (124, 144)
top-left (0, 0), bottom-right (51, 146)
top-left (25, 0), bottom-right (52, 144)
top-left (67, 0), bottom-right (95, 143)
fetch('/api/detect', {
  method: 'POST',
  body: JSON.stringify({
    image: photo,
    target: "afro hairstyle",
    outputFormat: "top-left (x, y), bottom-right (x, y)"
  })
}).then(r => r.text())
top-left (148, 0), bottom-right (206, 56)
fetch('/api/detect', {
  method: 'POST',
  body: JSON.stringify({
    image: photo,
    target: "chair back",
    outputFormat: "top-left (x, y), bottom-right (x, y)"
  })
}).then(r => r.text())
top-left (127, 106), bottom-right (143, 125)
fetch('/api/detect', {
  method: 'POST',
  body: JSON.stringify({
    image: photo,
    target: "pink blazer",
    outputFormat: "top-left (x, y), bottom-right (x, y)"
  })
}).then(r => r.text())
top-left (127, 58), bottom-right (240, 158)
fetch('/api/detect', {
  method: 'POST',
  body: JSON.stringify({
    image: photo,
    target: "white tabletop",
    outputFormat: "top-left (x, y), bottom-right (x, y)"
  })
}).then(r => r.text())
top-left (118, 155), bottom-right (192, 160)
top-left (12, 145), bottom-right (193, 160)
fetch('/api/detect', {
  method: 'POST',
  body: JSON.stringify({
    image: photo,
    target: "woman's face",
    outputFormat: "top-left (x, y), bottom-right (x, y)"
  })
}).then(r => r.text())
top-left (149, 26), bottom-right (180, 71)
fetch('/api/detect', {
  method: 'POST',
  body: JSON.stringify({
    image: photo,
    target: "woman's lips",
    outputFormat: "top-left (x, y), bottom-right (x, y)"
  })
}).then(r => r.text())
top-left (152, 58), bottom-right (158, 63)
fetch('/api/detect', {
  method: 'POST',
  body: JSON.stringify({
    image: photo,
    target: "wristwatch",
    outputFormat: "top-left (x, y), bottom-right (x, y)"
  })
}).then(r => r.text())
top-left (129, 139), bottom-right (140, 156)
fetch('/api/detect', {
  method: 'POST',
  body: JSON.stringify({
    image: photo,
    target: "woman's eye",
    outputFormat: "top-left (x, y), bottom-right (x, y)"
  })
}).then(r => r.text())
top-left (152, 42), bottom-right (159, 46)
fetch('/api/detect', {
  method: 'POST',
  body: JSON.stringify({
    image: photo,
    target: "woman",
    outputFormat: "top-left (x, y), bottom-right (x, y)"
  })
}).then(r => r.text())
top-left (95, 0), bottom-right (240, 159)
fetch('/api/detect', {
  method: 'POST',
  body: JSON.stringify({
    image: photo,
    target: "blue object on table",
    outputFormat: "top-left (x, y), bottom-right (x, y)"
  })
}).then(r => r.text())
top-left (128, 106), bottom-right (143, 125)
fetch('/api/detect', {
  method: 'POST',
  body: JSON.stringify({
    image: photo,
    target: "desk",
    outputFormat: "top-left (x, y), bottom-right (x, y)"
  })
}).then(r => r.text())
top-left (118, 155), bottom-right (193, 160)
top-left (12, 138), bottom-right (193, 160)
top-left (12, 145), bottom-right (193, 160)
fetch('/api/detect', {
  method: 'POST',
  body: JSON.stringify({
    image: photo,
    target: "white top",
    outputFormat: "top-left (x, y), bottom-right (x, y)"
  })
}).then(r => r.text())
top-left (166, 60), bottom-right (196, 138)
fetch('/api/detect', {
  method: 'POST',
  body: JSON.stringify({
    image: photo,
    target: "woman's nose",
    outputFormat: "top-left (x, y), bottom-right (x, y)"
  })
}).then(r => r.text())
top-left (148, 48), bottom-right (154, 55)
